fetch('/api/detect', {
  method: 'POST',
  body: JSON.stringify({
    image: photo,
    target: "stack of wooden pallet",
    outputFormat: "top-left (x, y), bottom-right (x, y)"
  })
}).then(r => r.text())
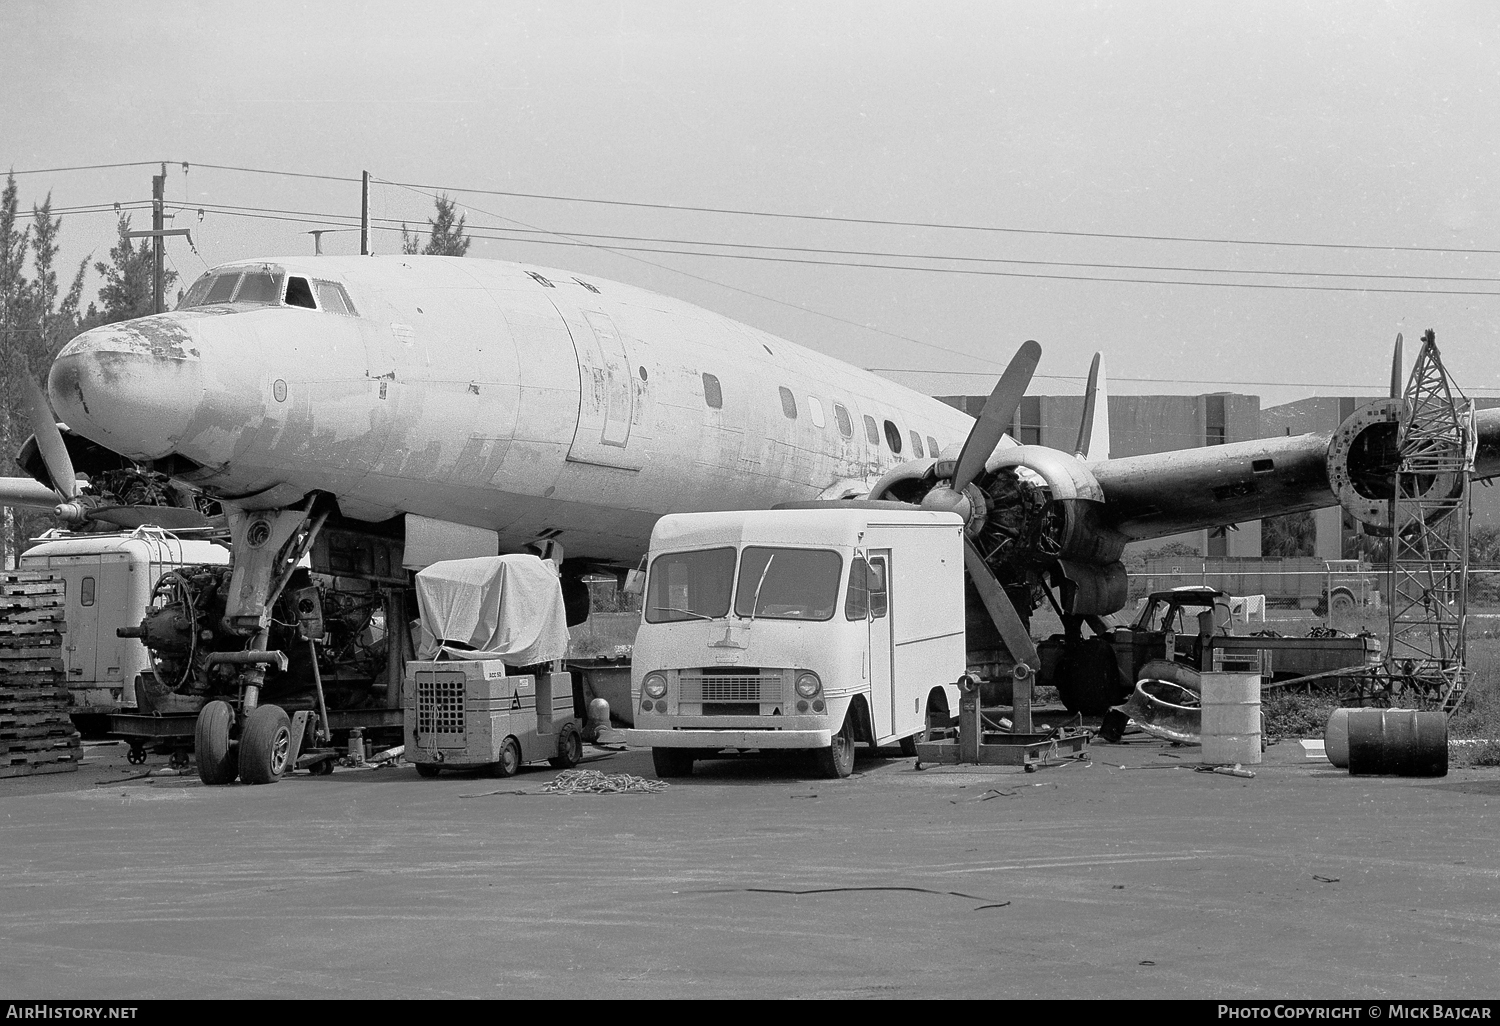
top-left (0, 573), bottom-right (78, 778)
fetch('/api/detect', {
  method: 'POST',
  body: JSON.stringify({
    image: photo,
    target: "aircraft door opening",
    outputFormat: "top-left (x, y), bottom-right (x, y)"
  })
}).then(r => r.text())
top-left (565, 310), bottom-right (643, 470)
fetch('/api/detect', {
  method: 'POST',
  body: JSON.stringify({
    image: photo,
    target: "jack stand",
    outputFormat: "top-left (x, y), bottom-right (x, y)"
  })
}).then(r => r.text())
top-left (916, 667), bottom-right (1091, 768)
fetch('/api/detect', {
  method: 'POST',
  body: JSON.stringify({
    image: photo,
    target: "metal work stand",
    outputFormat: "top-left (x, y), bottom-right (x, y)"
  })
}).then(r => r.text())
top-left (915, 668), bottom-right (1091, 769)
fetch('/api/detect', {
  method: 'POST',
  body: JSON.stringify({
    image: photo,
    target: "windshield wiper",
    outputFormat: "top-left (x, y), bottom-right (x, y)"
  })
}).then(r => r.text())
top-left (748, 554), bottom-right (776, 624)
top-left (649, 605), bottom-right (716, 621)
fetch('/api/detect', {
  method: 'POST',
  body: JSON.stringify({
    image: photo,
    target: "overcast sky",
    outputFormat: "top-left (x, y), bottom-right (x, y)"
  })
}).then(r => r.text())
top-left (3, 0), bottom-right (1496, 406)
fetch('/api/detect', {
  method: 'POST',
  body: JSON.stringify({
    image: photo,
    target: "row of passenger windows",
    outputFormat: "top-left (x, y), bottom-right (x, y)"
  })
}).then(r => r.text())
top-left (700, 373), bottom-right (941, 459)
top-left (179, 269), bottom-right (358, 316)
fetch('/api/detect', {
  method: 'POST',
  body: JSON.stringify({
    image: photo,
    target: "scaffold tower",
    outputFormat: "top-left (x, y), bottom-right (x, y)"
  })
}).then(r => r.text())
top-left (1385, 329), bottom-right (1475, 714)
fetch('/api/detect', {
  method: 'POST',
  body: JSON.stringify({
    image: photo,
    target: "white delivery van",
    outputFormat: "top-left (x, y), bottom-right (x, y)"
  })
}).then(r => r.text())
top-left (19, 528), bottom-right (231, 715)
top-left (625, 507), bottom-right (966, 778)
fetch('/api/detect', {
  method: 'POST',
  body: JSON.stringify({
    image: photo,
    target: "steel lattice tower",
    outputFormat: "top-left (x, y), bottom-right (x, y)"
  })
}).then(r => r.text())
top-left (1385, 330), bottom-right (1474, 714)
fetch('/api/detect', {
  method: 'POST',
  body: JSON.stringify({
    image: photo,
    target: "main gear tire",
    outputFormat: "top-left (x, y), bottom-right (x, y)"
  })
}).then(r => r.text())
top-left (238, 705), bottom-right (292, 784)
top-left (195, 699), bottom-right (238, 785)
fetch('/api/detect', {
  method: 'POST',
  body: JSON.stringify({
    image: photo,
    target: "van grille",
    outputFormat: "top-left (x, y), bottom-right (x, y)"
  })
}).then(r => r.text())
top-left (414, 670), bottom-right (466, 738)
top-left (678, 669), bottom-right (783, 704)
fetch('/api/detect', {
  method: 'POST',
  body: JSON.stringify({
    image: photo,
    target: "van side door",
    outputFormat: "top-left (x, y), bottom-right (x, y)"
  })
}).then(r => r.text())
top-left (864, 550), bottom-right (893, 742)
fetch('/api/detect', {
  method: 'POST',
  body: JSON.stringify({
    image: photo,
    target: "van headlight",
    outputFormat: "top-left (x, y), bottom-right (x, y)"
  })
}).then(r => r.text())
top-left (643, 673), bottom-right (668, 700)
top-left (795, 672), bottom-right (821, 698)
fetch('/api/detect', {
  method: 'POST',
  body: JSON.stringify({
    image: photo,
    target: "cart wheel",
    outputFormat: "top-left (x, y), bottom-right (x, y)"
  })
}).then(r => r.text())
top-left (651, 747), bottom-right (694, 778)
top-left (549, 724), bottom-right (583, 768)
top-left (194, 700), bottom-right (238, 785)
top-left (238, 705), bottom-right (292, 785)
top-left (308, 756), bottom-right (335, 776)
top-left (415, 763), bottom-right (441, 778)
top-left (126, 744), bottom-right (147, 766)
top-left (168, 749), bottom-right (190, 770)
top-left (493, 736), bottom-right (522, 778)
top-left (814, 714), bottom-right (856, 779)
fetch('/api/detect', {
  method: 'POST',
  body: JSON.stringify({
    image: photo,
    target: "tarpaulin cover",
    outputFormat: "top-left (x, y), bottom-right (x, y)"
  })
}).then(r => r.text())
top-left (414, 555), bottom-right (571, 664)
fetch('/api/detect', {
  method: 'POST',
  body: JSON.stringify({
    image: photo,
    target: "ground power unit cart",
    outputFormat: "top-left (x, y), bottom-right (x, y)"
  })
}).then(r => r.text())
top-left (403, 554), bottom-right (596, 777)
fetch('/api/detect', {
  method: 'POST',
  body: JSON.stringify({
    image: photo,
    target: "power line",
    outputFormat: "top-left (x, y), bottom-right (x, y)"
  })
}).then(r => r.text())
top-left (6, 161), bottom-right (168, 176)
top-left (163, 201), bottom-right (1500, 297)
top-left (13, 158), bottom-right (1499, 255)
top-left (176, 201), bottom-right (1500, 285)
top-left (372, 174), bottom-right (1500, 257)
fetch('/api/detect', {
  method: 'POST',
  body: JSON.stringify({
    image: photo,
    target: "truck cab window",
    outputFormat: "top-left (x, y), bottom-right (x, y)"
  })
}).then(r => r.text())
top-left (844, 556), bottom-right (887, 620)
top-left (285, 277), bottom-right (316, 309)
top-left (645, 547), bottom-right (735, 622)
top-left (734, 547), bottom-right (842, 621)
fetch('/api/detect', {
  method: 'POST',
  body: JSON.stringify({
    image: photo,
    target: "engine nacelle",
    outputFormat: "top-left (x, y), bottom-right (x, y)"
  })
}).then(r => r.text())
top-left (1326, 398), bottom-right (1463, 529)
top-left (986, 445), bottom-right (1126, 565)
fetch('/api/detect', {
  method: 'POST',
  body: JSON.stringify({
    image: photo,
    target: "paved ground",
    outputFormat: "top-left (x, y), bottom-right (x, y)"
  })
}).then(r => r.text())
top-left (1, 733), bottom-right (1497, 1000)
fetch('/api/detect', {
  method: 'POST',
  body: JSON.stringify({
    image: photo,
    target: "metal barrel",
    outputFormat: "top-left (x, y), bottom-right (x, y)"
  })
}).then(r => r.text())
top-left (1346, 709), bottom-right (1447, 777)
top-left (1201, 672), bottom-right (1261, 766)
top-left (1325, 708), bottom-right (1351, 768)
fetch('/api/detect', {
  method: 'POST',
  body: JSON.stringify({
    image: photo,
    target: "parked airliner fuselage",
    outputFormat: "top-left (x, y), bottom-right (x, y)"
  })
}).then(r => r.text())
top-left (49, 256), bottom-right (981, 562)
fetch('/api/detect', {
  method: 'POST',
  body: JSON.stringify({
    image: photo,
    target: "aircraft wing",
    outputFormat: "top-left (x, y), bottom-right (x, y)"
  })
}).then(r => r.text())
top-left (1092, 404), bottom-right (1500, 543)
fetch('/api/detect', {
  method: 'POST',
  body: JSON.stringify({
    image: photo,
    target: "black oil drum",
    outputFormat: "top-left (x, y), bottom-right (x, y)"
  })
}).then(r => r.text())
top-left (1346, 709), bottom-right (1447, 778)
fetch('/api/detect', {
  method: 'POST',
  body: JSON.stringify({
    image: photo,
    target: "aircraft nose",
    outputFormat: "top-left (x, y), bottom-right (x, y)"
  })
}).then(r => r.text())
top-left (49, 317), bottom-right (204, 460)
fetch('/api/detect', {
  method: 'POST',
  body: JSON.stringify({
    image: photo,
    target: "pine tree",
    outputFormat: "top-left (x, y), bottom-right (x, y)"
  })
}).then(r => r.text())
top-left (403, 194), bottom-right (472, 256)
top-left (92, 214), bottom-right (174, 324)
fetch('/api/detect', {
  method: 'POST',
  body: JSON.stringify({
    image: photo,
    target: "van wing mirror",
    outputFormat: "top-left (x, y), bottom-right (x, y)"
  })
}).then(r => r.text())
top-left (622, 568), bottom-right (645, 598)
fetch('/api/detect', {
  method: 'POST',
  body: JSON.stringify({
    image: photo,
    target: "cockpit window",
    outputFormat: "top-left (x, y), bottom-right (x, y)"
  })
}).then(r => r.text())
top-left (285, 277), bottom-right (316, 309)
top-left (313, 280), bottom-right (357, 316)
top-left (234, 270), bottom-right (283, 305)
top-left (203, 272), bottom-right (240, 305)
top-left (178, 274), bottom-right (214, 309)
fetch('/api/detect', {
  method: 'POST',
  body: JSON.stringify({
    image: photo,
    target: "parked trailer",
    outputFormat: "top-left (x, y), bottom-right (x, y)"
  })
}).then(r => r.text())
top-left (624, 507), bottom-right (966, 778)
top-left (17, 529), bottom-right (230, 724)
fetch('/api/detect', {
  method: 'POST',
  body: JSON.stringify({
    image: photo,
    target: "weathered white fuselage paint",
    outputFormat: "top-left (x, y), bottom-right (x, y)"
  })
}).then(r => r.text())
top-left (50, 256), bottom-right (982, 564)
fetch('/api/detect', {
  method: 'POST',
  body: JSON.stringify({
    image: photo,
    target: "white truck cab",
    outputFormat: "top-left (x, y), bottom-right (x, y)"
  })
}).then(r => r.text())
top-left (625, 507), bottom-right (965, 778)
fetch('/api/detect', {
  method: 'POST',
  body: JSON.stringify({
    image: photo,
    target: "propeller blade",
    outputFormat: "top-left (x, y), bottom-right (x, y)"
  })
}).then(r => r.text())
top-left (87, 505), bottom-right (211, 531)
top-left (22, 376), bottom-right (77, 500)
top-left (951, 340), bottom-right (1041, 492)
top-left (1073, 352), bottom-right (1110, 460)
top-left (962, 536), bottom-right (1039, 670)
top-left (0, 477), bottom-right (67, 511)
top-left (1390, 333), bottom-right (1404, 400)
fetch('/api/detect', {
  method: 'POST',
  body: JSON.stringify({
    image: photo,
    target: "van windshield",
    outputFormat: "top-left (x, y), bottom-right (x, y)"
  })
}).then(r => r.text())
top-left (734, 547), bottom-right (843, 621)
top-left (645, 547), bottom-right (735, 623)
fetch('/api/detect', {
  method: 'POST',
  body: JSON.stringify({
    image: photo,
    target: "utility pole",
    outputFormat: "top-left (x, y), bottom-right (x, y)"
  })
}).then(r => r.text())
top-left (152, 164), bottom-right (166, 314)
top-left (360, 171), bottom-right (370, 255)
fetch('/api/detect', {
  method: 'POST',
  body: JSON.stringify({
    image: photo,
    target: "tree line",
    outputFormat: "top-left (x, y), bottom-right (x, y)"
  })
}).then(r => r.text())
top-left (1, 171), bottom-right (180, 564)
